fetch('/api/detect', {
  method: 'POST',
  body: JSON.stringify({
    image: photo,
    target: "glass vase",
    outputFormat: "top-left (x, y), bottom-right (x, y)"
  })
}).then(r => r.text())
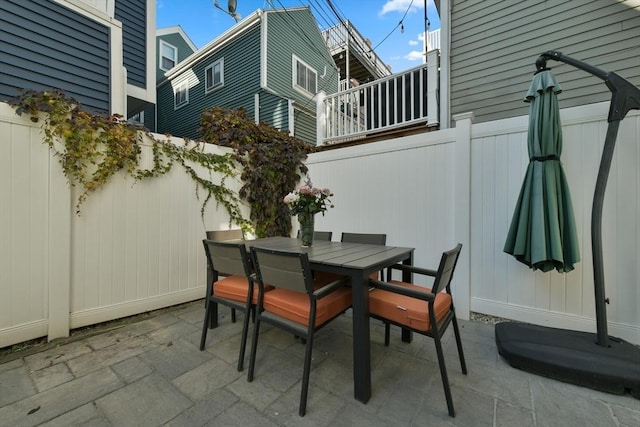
top-left (298, 212), bottom-right (315, 247)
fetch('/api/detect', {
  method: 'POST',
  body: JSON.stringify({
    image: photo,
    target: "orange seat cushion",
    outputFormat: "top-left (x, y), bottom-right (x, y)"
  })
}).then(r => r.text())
top-left (262, 286), bottom-right (352, 327)
top-left (368, 280), bottom-right (452, 332)
top-left (213, 275), bottom-right (272, 305)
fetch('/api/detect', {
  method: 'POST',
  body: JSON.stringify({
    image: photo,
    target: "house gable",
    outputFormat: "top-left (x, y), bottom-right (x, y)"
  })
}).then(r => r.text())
top-left (155, 7), bottom-right (338, 144)
top-left (263, 8), bottom-right (339, 106)
top-left (156, 27), bottom-right (197, 82)
top-left (157, 24), bottom-right (261, 139)
top-left (263, 7), bottom-right (338, 143)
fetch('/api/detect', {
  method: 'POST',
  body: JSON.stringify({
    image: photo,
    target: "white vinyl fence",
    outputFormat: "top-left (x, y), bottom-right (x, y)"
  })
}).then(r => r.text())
top-left (1, 100), bottom-right (638, 348)
top-left (0, 103), bottom-right (244, 347)
top-left (308, 102), bottom-right (639, 345)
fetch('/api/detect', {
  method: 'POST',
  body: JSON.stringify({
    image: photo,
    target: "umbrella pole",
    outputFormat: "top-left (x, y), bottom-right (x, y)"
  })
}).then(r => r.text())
top-left (591, 120), bottom-right (620, 346)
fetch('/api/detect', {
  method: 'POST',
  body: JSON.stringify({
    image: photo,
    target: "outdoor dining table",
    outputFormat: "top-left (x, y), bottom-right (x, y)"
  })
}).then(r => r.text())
top-left (244, 236), bottom-right (415, 403)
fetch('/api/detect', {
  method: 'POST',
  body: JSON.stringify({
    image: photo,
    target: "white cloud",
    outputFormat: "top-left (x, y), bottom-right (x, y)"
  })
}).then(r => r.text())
top-left (408, 40), bottom-right (418, 46)
top-left (379, 0), bottom-right (422, 16)
top-left (404, 50), bottom-right (424, 61)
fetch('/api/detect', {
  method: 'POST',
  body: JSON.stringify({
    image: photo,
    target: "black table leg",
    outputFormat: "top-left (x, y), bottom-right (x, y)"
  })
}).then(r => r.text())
top-left (351, 270), bottom-right (371, 403)
top-left (401, 253), bottom-right (414, 343)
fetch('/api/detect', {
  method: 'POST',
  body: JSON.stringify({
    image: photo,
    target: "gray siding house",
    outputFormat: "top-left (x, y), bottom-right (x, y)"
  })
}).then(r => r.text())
top-left (0, 0), bottom-right (156, 117)
top-left (443, 0), bottom-right (640, 126)
top-left (134, 25), bottom-right (197, 131)
top-left (156, 7), bottom-right (339, 145)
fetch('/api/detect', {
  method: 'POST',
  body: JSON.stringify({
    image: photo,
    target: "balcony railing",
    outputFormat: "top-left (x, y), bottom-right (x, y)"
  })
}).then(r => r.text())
top-left (317, 50), bottom-right (440, 145)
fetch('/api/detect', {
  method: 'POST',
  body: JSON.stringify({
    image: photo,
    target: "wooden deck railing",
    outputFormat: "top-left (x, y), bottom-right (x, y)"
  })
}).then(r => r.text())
top-left (317, 50), bottom-right (440, 145)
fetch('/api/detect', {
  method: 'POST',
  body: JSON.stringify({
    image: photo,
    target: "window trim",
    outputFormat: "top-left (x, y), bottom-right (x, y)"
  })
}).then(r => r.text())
top-left (292, 54), bottom-right (317, 97)
top-left (159, 40), bottom-right (178, 71)
top-left (174, 80), bottom-right (189, 109)
top-left (205, 58), bottom-right (225, 93)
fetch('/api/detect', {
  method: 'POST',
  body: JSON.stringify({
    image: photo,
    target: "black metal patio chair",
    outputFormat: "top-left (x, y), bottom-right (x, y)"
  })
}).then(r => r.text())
top-left (247, 246), bottom-right (352, 416)
top-left (368, 243), bottom-right (467, 417)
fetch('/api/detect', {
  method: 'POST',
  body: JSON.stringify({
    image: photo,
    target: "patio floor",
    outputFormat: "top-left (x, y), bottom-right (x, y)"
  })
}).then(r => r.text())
top-left (1, 300), bottom-right (638, 426)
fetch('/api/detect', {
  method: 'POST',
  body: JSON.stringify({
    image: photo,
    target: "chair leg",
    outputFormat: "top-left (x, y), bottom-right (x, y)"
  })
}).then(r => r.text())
top-left (433, 334), bottom-right (455, 417)
top-left (205, 266), bottom-right (213, 308)
top-left (237, 306), bottom-right (251, 372)
top-left (452, 315), bottom-right (467, 374)
top-left (247, 316), bottom-right (262, 382)
top-left (209, 301), bottom-right (219, 329)
top-left (199, 300), bottom-right (212, 351)
top-left (384, 323), bottom-right (390, 346)
top-left (299, 332), bottom-right (314, 417)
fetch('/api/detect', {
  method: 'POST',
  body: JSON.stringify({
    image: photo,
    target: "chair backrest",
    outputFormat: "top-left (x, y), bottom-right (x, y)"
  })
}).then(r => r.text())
top-left (206, 229), bottom-right (244, 241)
top-left (432, 244), bottom-right (463, 295)
top-left (203, 239), bottom-right (251, 278)
top-left (313, 231), bottom-right (332, 241)
top-left (296, 230), bottom-right (333, 241)
top-left (251, 247), bottom-right (313, 294)
top-left (341, 232), bottom-right (386, 245)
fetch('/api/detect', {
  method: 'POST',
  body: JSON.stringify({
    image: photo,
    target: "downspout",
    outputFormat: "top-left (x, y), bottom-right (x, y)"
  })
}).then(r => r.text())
top-left (439, 0), bottom-right (451, 129)
top-left (260, 9), bottom-right (268, 90)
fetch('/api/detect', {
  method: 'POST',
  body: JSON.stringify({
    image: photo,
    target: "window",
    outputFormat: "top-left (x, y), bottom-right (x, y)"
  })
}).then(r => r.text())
top-left (205, 58), bottom-right (224, 92)
top-left (160, 40), bottom-right (177, 71)
top-left (293, 55), bottom-right (317, 96)
top-left (129, 111), bottom-right (144, 123)
top-left (174, 81), bottom-right (189, 109)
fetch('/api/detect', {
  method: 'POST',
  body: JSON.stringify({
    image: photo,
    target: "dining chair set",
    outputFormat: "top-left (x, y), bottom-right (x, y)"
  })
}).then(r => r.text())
top-left (200, 230), bottom-right (466, 417)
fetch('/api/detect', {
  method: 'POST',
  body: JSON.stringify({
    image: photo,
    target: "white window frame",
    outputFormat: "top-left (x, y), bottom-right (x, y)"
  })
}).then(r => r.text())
top-left (205, 58), bottom-right (224, 93)
top-left (159, 40), bottom-right (177, 71)
top-left (292, 54), bottom-right (317, 97)
top-left (174, 80), bottom-right (189, 109)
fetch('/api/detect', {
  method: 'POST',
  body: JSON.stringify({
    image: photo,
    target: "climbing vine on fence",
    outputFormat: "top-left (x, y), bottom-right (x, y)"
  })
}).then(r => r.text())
top-left (199, 107), bottom-right (310, 238)
top-left (9, 89), bottom-right (250, 232)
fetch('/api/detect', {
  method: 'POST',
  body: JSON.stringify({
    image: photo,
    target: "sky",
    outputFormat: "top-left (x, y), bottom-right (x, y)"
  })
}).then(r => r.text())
top-left (156, 0), bottom-right (441, 74)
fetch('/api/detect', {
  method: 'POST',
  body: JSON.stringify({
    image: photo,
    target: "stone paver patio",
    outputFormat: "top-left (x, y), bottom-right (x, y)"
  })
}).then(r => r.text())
top-left (1, 301), bottom-right (638, 426)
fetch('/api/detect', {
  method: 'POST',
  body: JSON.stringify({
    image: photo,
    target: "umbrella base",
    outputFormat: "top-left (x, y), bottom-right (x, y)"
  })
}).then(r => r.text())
top-left (495, 322), bottom-right (640, 398)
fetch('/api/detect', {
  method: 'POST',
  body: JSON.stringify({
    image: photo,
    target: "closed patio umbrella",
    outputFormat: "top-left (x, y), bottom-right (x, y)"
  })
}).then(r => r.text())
top-left (497, 51), bottom-right (640, 398)
top-left (504, 69), bottom-right (579, 272)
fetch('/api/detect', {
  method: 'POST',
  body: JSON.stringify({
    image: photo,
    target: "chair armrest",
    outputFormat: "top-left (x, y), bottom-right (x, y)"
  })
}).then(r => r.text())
top-left (314, 276), bottom-right (350, 299)
top-left (369, 279), bottom-right (435, 302)
top-left (388, 263), bottom-right (437, 277)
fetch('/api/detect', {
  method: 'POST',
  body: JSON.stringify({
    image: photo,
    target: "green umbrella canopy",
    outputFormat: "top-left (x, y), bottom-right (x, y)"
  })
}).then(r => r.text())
top-left (504, 70), bottom-right (580, 273)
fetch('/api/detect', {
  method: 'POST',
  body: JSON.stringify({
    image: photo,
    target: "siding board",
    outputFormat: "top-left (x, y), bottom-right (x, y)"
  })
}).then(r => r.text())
top-left (450, 0), bottom-right (640, 123)
top-left (115, 0), bottom-right (147, 88)
top-left (0, 0), bottom-right (110, 112)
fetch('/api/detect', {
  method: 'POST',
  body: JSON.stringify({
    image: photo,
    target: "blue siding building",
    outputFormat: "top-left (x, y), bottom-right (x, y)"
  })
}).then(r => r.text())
top-left (0, 0), bottom-right (156, 116)
top-left (156, 7), bottom-right (339, 145)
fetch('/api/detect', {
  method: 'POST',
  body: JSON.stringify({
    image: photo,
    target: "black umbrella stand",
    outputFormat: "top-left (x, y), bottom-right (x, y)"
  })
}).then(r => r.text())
top-left (496, 51), bottom-right (640, 398)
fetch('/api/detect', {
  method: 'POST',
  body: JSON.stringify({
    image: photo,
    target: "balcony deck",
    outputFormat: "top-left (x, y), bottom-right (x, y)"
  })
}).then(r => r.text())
top-left (317, 51), bottom-right (440, 146)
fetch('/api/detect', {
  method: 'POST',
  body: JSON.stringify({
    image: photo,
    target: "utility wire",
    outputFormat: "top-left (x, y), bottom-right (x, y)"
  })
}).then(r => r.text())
top-left (370, 0), bottom-right (415, 52)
